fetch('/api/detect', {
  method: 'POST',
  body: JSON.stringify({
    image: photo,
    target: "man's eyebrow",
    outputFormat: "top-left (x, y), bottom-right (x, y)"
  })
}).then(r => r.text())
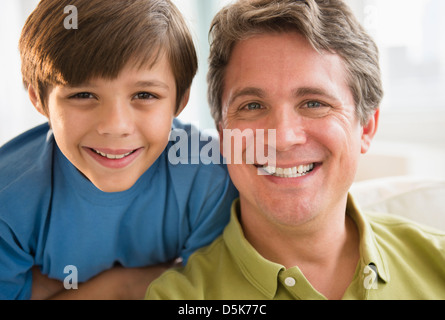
top-left (228, 86), bottom-right (340, 105)
top-left (228, 87), bottom-right (266, 105)
top-left (293, 87), bottom-right (339, 101)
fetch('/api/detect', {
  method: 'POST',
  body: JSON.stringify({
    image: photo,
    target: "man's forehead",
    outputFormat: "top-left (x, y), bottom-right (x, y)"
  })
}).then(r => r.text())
top-left (222, 32), bottom-right (350, 105)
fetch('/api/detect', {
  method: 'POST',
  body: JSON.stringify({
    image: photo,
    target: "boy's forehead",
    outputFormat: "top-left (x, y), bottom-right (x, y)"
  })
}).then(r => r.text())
top-left (62, 49), bottom-right (171, 87)
top-left (55, 53), bottom-right (175, 90)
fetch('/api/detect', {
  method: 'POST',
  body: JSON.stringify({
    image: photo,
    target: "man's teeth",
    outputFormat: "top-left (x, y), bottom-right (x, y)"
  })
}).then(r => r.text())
top-left (262, 163), bottom-right (315, 178)
top-left (93, 149), bottom-right (134, 160)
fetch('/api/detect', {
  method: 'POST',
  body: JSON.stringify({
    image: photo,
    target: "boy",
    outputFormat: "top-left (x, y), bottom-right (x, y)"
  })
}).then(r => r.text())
top-left (0, 0), bottom-right (237, 299)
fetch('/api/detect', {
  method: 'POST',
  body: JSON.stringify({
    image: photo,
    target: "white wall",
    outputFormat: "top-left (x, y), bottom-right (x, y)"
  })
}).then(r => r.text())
top-left (0, 0), bottom-right (229, 148)
top-left (0, 0), bottom-right (45, 147)
top-left (1, 0), bottom-right (444, 182)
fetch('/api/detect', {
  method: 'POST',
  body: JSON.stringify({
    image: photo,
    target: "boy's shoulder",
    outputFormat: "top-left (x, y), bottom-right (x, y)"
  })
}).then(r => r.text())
top-left (163, 119), bottom-right (236, 221)
top-left (166, 119), bottom-right (228, 183)
top-left (0, 122), bottom-right (51, 156)
top-left (0, 123), bottom-right (53, 193)
top-left (169, 118), bottom-right (222, 166)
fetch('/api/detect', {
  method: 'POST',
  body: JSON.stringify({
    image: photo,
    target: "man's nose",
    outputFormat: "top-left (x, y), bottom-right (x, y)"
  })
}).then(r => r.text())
top-left (96, 100), bottom-right (135, 137)
top-left (272, 108), bottom-right (307, 152)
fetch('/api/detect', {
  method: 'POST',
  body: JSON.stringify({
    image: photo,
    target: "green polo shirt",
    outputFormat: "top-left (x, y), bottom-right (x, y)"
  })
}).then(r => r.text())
top-left (146, 195), bottom-right (445, 300)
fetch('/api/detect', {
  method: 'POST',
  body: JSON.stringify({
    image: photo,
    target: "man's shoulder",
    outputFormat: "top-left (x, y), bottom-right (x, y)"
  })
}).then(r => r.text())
top-left (365, 210), bottom-right (445, 235)
top-left (183, 235), bottom-right (227, 268)
top-left (363, 210), bottom-right (445, 299)
top-left (146, 236), bottom-right (227, 299)
top-left (365, 210), bottom-right (445, 252)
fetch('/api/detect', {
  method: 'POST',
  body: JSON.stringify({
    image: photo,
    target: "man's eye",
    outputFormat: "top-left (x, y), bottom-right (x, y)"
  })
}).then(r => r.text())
top-left (299, 100), bottom-right (331, 118)
top-left (306, 101), bottom-right (322, 108)
top-left (244, 102), bottom-right (262, 110)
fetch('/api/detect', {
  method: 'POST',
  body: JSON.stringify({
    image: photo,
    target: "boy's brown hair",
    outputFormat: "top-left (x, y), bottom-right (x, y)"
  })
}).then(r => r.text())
top-left (208, 0), bottom-right (383, 126)
top-left (19, 0), bottom-right (197, 113)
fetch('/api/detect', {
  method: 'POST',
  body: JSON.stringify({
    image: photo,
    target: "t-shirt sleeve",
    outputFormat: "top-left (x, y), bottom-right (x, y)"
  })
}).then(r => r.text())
top-left (0, 220), bottom-right (34, 300)
top-left (179, 165), bottom-right (238, 264)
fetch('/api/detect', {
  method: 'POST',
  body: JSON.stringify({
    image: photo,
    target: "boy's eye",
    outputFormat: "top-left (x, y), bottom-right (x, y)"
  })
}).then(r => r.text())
top-left (70, 92), bottom-right (95, 99)
top-left (134, 92), bottom-right (156, 100)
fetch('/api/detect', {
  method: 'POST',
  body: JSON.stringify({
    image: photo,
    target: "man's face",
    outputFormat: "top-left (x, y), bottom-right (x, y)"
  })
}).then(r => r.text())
top-left (220, 31), bottom-right (377, 228)
top-left (38, 54), bottom-right (182, 192)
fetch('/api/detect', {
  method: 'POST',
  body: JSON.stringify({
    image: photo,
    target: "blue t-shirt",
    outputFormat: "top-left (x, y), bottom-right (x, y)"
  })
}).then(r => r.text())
top-left (0, 120), bottom-right (238, 299)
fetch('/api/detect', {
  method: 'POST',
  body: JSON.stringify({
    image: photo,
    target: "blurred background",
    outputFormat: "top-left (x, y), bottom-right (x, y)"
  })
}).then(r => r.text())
top-left (1, 0), bottom-right (444, 181)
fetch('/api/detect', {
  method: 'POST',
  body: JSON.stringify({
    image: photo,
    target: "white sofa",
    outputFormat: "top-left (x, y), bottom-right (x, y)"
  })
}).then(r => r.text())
top-left (350, 176), bottom-right (445, 231)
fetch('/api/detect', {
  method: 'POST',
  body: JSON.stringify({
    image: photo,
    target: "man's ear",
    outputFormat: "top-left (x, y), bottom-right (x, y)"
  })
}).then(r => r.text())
top-left (175, 88), bottom-right (191, 117)
top-left (218, 122), bottom-right (224, 157)
top-left (28, 85), bottom-right (48, 118)
top-left (361, 108), bottom-right (380, 154)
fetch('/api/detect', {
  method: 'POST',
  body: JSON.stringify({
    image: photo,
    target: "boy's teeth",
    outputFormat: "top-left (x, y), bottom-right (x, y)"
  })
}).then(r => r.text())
top-left (94, 149), bottom-right (133, 159)
top-left (262, 163), bottom-right (314, 178)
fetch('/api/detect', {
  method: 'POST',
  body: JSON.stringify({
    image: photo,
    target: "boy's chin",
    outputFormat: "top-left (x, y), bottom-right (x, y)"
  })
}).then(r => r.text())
top-left (89, 175), bottom-right (139, 193)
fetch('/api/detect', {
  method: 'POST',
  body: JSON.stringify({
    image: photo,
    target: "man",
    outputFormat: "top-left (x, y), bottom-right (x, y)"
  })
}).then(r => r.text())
top-left (146, 0), bottom-right (445, 300)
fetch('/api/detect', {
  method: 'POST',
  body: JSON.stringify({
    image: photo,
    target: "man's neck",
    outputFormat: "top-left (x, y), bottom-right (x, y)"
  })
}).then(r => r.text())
top-left (240, 196), bottom-right (360, 299)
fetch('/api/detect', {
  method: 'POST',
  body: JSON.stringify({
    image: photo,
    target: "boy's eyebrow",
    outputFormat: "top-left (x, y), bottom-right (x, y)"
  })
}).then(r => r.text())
top-left (66, 82), bottom-right (97, 89)
top-left (134, 80), bottom-right (170, 90)
top-left (65, 80), bottom-right (171, 90)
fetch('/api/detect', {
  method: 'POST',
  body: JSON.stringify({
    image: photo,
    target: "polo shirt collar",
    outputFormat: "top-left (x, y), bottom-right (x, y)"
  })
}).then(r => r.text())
top-left (224, 194), bottom-right (390, 299)
top-left (224, 199), bottom-right (284, 299)
top-left (347, 194), bottom-right (390, 283)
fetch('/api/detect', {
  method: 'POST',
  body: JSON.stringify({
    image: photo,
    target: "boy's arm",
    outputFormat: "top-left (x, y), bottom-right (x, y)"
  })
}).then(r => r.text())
top-left (31, 267), bottom-right (65, 300)
top-left (31, 264), bottom-right (172, 300)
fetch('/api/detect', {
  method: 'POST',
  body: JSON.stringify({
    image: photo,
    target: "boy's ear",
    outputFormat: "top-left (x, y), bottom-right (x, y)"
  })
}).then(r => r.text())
top-left (361, 108), bottom-right (380, 154)
top-left (28, 85), bottom-right (47, 118)
top-left (175, 88), bottom-right (191, 117)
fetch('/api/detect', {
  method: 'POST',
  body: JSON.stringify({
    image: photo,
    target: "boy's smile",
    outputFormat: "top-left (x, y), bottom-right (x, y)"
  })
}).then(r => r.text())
top-left (34, 54), bottom-right (185, 192)
top-left (83, 147), bottom-right (144, 169)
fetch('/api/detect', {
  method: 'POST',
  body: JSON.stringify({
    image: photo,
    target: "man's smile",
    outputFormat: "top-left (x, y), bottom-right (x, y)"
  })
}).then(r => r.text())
top-left (255, 163), bottom-right (318, 178)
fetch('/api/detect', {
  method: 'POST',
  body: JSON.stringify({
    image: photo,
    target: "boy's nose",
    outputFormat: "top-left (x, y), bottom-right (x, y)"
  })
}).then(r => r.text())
top-left (96, 101), bottom-right (135, 137)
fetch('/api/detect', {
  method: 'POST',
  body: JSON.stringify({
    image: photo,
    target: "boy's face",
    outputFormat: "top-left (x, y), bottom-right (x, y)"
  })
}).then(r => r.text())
top-left (34, 55), bottom-right (184, 192)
